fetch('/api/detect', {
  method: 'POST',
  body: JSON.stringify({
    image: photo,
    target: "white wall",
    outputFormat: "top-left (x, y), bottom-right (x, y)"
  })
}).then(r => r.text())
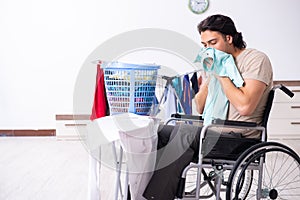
top-left (1, 0), bottom-right (300, 129)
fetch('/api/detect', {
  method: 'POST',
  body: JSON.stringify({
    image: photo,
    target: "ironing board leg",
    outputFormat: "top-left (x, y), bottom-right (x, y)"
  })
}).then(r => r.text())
top-left (112, 141), bottom-right (129, 200)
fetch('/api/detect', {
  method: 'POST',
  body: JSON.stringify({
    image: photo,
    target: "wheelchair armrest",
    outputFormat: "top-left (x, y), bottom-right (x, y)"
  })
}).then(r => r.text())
top-left (212, 118), bottom-right (257, 127)
top-left (171, 113), bottom-right (203, 121)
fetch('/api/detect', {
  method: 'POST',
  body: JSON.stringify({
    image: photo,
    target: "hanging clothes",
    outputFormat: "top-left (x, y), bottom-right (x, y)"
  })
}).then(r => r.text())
top-left (198, 74), bottom-right (203, 88)
top-left (195, 47), bottom-right (244, 125)
top-left (181, 74), bottom-right (192, 115)
top-left (172, 77), bottom-right (183, 113)
top-left (90, 61), bottom-right (110, 120)
top-left (190, 72), bottom-right (199, 95)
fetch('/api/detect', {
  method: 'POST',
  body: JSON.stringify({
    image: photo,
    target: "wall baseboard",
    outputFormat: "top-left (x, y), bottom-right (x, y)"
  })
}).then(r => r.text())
top-left (0, 115), bottom-right (90, 137)
top-left (56, 114), bottom-right (90, 120)
top-left (0, 129), bottom-right (56, 137)
top-left (273, 80), bottom-right (300, 86)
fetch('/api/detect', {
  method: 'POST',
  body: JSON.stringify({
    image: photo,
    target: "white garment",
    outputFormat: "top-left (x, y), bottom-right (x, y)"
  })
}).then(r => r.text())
top-left (87, 113), bottom-right (159, 200)
top-left (163, 84), bottom-right (177, 124)
top-left (119, 118), bottom-right (158, 200)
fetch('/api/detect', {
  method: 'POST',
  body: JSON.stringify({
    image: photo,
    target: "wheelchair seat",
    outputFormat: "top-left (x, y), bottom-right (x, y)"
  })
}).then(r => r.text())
top-left (201, 132), bottom-right (261, 161)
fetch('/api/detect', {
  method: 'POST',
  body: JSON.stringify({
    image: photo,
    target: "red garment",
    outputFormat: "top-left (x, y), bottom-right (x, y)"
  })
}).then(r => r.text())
top-left (198, 75), bottom-right (203, 88)
top-left (90, 62), bottom-right (108, 120)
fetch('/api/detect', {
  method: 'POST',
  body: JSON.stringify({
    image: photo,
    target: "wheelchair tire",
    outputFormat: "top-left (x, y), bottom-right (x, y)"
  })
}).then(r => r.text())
top-left (232, 169), bottom-right (253, 200)
top-left (226, 142), bottom-right (300, 200)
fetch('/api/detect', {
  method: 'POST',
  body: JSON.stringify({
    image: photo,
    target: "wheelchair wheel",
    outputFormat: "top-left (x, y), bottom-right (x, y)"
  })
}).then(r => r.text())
top-left (230, 169), bottom-right (253, 200)
top-left (226, 142), bottom-right (300, 200)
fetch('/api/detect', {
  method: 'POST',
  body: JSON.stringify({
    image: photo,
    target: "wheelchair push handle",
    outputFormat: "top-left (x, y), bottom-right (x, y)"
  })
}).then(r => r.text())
top-left (277, 84), bottom-right (294, 98)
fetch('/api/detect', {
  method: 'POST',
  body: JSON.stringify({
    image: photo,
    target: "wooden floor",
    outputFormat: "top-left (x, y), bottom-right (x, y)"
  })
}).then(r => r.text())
top-left (0, 136), bottom-right (299, 200)
top-left (0, 137), bottom-right (89, 200)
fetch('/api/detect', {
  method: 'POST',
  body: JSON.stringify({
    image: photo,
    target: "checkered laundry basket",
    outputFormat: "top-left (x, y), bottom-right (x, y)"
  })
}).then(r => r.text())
top-left (102, 61), bottom-right (160, 116)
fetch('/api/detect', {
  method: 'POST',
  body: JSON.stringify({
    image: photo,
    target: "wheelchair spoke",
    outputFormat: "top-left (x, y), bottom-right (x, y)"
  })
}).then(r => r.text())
top-left (276, 176), bottom-right (300, 189)
top-left (263, 160), bottom-right (273, 189)
top-left (271, 152), bottom-right (294, 188)
top-left (270, 150), bottom-right (279, 188)
top-left (277, 163), bottom-right (300, 186)
top-left (267, 155), bottom-right (300, 191)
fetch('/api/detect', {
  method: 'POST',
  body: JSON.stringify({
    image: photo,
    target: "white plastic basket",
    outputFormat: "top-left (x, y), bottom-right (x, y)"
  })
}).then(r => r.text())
top-left (102, 61), bottom-right (160, 115)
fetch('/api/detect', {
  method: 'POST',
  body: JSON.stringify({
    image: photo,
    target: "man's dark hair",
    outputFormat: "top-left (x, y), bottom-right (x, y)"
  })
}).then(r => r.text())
top-left (197, 14), bottom-right (246, 49)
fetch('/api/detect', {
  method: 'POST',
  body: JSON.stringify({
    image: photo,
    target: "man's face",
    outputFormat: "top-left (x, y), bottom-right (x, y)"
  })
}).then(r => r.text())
top-left (200, 30), bottom-right (233, 54)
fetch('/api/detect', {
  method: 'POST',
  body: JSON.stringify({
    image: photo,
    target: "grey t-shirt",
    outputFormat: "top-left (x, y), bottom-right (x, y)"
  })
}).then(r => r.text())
top-left (228, 48), bottom-right (273, 138)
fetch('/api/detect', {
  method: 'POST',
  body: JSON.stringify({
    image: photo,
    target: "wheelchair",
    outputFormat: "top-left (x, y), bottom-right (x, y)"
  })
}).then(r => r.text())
top-left (165, 84), bottom-right (300, 200)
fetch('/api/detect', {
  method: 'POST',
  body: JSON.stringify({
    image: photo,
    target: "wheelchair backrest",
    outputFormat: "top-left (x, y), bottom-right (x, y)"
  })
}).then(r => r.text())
top-left (261, 89), bottom-right (275, 128)
top-left (262, 84), bottom-right (294, 140)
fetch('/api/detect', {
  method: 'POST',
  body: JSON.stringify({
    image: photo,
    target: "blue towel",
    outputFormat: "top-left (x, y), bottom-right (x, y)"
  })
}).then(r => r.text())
top-left (181, 74), bottom-right (192, 114)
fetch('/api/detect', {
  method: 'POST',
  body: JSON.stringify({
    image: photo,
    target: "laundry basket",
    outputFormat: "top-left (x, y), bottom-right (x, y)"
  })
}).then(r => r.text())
top-left (102, 61), bottom-right (160, 115)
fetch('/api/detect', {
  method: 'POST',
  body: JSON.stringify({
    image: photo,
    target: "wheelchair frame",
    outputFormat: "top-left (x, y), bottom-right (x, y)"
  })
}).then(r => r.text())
top-left (166, 84), bottom-right (300, 200)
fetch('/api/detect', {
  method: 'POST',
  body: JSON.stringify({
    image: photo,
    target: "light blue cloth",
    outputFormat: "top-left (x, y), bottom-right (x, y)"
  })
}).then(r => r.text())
top-left (172, 77), bottom-right (183, 113)
top-left (195, 48), bottom-right (244, 125)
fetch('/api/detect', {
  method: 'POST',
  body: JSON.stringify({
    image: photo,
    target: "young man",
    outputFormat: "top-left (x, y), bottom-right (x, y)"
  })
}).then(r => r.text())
top-left (143, 14), bottom-right (273, 200)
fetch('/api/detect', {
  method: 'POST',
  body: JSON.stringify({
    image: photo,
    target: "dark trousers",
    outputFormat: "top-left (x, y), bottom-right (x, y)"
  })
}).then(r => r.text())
top-left (143, 123), bottom-right (258, 200)
top-left (143, 124), bottom-right (202, 200)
